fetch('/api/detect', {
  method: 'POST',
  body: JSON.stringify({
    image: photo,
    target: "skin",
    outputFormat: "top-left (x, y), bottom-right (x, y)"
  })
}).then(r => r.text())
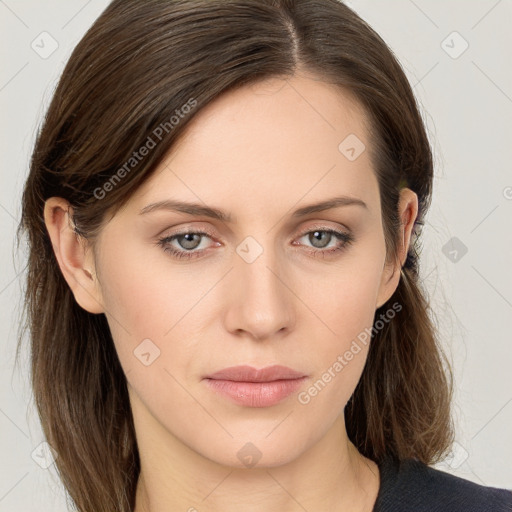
top-left (44, 71), bottom-right (418, 512)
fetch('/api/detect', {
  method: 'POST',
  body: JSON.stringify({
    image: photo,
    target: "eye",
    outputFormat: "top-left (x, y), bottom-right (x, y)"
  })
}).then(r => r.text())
top-left (293, 227), bottom-right (355, 258)
top-left (156, 225), bottom-right (355, 261)
top-left (156, 228), bottom-right (218, 260)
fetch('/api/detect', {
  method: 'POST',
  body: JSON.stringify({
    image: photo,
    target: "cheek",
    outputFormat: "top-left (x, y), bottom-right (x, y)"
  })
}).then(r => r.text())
top-left (95, 241), bottom-right (182, 367)
top-left (96, 251), bottom-right (203, 426)
top-left (306, 254), bottom-right (384, 338)
top-left (96, 237), bottom-right (223, 387)
top-left (297, 253), bottom-right (384, 404)
top-left (98, 232), bottom-right (199, 329)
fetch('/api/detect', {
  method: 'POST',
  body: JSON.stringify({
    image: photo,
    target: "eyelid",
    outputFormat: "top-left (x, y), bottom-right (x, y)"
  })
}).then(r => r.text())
top-left (158, 223), bottom-right (218, 239)
top-left (295, 220), bottom-right (351, 236)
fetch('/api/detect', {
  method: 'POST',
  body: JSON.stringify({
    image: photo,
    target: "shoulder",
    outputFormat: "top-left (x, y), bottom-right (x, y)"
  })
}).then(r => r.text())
top-left (373, 456), bottom-right (512, 512)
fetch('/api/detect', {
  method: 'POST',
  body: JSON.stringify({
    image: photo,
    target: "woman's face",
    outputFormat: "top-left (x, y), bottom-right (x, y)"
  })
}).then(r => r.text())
top-left (84, 73), bottom-right (411, 468)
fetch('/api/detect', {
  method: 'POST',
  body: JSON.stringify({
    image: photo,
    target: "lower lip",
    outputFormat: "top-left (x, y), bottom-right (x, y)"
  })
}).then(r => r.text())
top-left (204, 377), bottom-right (307, 407)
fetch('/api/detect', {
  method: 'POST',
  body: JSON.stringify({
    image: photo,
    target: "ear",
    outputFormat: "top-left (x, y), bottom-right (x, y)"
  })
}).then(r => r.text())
top-left (43, 197), bottom-right (105, 314)
top-left (375, 187), bottom-right (418, 309)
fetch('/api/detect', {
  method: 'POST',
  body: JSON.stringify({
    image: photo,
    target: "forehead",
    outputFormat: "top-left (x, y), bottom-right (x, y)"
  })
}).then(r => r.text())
top-left (127, 73), bottom-right (378, 220)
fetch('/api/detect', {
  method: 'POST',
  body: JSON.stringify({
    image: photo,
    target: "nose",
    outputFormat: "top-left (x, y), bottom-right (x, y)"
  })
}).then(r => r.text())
top-left (223, 245), bottom-right (296, 341)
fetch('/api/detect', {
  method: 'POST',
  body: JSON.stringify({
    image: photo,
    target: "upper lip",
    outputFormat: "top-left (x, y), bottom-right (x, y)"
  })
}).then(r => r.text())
top-left (205, 365), bottom-right (306, 382)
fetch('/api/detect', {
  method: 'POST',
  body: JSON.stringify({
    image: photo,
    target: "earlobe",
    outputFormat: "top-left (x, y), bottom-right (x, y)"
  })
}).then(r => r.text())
top-left (375, 187), bottom-right (419, 309)
top-left (43, 197), bottom-right (105, 314)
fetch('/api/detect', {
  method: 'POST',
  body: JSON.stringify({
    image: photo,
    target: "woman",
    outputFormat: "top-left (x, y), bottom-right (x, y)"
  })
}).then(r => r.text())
top-left (17, 1), bottom-right (512, 511)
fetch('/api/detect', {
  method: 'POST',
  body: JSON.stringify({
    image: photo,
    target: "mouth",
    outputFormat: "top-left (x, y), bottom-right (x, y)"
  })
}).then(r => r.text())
top-left (203, 365), bottom-right (308, 407)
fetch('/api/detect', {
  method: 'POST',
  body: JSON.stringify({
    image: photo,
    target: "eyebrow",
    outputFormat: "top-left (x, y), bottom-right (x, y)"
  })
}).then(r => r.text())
top-left (138, 195), bottom-right (368, 222)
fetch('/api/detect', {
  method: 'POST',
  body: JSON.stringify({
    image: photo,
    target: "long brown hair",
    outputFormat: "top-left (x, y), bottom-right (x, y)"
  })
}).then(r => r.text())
top-left (16, 1), bottom-right (454, 510)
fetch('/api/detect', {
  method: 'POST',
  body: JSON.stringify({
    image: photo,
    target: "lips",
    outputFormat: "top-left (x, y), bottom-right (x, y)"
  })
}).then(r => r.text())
top-left (203, 365), bottom-right (308, 407)
top-left (204, 364), bottom-right (306, 382)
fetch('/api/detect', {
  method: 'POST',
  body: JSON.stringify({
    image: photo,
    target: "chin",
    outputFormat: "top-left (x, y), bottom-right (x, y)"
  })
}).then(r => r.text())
top-left (195, 430), bottom-right (312, 470)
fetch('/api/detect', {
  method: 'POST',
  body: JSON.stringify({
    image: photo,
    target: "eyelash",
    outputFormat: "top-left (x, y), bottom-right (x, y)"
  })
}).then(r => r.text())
top-left (156, 225), bottom-right (355, 261)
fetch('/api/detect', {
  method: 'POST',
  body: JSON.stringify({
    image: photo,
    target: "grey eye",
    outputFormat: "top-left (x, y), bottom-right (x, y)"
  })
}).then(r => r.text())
top-left (175, 233), bottom-right (203, 250)
top-left (307, 230), bottom-right (333, 249)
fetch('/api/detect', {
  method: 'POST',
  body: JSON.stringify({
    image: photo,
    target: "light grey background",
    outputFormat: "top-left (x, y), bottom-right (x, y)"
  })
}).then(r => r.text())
top-left (1, 0), bottom-right (511, 510)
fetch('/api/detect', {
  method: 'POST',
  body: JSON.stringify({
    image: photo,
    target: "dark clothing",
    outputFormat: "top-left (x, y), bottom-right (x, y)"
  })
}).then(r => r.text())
top-left (373, 457), bottom-right (512, 512)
